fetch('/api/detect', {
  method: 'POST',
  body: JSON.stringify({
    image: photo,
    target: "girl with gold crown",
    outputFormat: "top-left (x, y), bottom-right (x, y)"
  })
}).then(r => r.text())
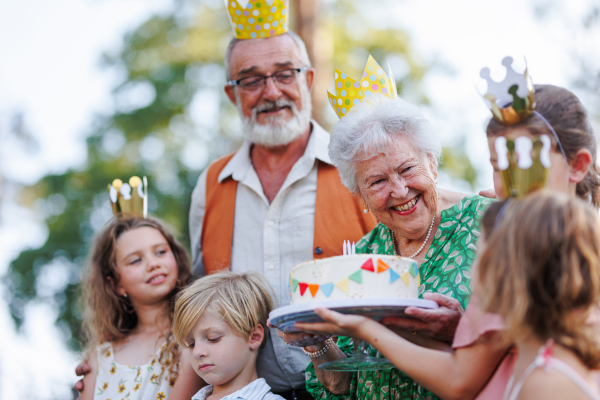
top-left (77, 178), bottom-right (204, 400)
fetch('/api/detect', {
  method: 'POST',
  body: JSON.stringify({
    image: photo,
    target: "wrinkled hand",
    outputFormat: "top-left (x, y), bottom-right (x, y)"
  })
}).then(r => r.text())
top-left (478, 189), bottom-right (498, 199)
top-left (294, 308), bottom-right (371, 339)
top-left (270, 318), bottom-right (332, 347)
top-left (74, 362), bottom-right (91, 392)
top-left (381, 293), bottom-right (463, 343)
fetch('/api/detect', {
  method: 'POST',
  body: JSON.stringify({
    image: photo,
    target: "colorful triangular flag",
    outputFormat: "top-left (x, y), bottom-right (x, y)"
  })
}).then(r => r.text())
top-left (389, 269), bottom-right (400, 283)
top-left (320, 283), bottom-right (334, 297)
top-left (349, 269), bottom-right (363, 283)
top-left (335, 278), bottom-right (349, 293)
top-left (409, 261), bottom-right (419, 277)
top-left (292, 278), bottom-right (299, 292)
top-left (401, 271), bottom-right (410, 287)
top-left (361, 258), bottom-right (375, 272)
top-left (417, 274), bottom-right (421, 286)
top-left (299, 282), bottom-right (308, 296)
top-left (377, 259), bottom-right (390, 273)
top-left (308, 284), bottom-right (319, 297)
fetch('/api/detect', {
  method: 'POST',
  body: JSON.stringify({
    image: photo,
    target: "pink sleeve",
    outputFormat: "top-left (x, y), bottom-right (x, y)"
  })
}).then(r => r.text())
top-left (452, 294), bottom-right (505, 349)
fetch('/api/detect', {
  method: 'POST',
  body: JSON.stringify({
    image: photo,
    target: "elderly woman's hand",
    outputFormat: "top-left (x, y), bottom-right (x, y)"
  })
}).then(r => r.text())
top-left (269, 318), bottom-right (332, 347)
top-left (294, 308), bottom-right (372, 339)
top-left (380, 293), bottom-right (463, 343)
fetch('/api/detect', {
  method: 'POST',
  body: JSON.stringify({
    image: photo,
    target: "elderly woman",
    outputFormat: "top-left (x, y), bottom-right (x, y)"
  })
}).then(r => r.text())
top-left (297, 96), bottom-right (491, 400)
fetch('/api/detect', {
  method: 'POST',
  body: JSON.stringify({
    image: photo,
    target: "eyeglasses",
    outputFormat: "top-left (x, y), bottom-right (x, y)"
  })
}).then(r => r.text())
top-left (228, 67), bottom-right (308, 92)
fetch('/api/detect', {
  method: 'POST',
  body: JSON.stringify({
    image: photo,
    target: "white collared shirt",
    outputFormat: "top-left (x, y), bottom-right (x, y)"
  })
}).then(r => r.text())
top-left (189, 121), bottom-right (331, 392)
top-left (192, 378), bottom-right (284, 400)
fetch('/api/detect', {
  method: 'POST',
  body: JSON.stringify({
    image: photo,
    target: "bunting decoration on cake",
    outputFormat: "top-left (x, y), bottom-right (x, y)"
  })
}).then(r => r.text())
top-left (328, 55), bottom-right (398, 119)
top-left (291, 257), bottom-right (420, 298)
top-left (225, 0), bottom-right (288, 40)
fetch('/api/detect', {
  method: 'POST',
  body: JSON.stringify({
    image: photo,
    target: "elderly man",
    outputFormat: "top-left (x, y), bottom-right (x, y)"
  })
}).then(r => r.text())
top-left (189, 31), bottom-right (377, 399)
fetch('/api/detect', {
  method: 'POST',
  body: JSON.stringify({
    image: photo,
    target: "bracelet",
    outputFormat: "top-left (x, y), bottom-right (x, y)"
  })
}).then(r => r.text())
top-left (302, 337), bottom-right (334, 358)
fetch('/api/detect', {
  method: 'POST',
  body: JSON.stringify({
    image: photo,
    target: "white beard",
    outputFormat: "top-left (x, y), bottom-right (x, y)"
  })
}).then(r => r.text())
top-left (237, 86), bottom-right (312, 147)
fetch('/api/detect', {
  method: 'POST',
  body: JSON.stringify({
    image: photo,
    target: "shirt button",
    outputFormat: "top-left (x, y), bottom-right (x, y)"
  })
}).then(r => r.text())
top-left (268, 220), bottom-right (274, 227)
top-left (315, 247), bottom-right (323, 255)
top-left (269, 264), bottom-right (275, 270)
top-left (282, 357), bottom-right (288, 364)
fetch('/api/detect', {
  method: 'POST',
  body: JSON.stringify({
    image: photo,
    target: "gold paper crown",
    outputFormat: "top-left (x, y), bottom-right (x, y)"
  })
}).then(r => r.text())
top-left (226, 0), bottom-right (288, 40)
top-left (495, 135), bottom-right (551, 197)
top-left (107, 176), bottom-right (148, 218)
top-left (327, 55), bottom-right (398, 119)
top-left (480, 56), bottom-right (535, 126)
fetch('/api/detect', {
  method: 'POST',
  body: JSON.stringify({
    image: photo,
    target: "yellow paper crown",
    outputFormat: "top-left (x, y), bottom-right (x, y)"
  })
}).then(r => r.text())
top-left (226, 0), bottom-right (288, 39)
top-left (327, 55), bottom-right (398, 119)
top-left (107, 176), bottom-right (148, 218)
top-left (480, 56), bottom-right (535, 126)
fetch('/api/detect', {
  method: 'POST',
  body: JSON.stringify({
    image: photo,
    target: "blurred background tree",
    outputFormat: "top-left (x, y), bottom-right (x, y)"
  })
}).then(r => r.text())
top-left (5, 0), bottom-right (477, 351)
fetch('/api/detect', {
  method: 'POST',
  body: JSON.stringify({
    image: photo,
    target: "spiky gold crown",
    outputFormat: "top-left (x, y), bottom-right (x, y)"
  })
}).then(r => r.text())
top-left (226, 0), bottom-right (288, 40)
top-left (494, 135), bottom-right (551, 197)
top-left (327, 55), bottom-right (398, 119)
top-left (480, 56), bottom-right (535, 126)
top-left (107, 176), bottom-right (148, 218)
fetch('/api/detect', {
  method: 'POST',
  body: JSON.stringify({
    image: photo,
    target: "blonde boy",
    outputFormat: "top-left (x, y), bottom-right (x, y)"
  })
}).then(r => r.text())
top-left (174, 271), bottom-right (285, 400)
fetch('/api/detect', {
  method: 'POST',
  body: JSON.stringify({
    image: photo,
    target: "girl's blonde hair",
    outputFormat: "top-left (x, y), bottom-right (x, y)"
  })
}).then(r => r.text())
top-left (81, 216), bottom-right (193, 382)
top-left (477, 191), bottom-right (600, 368)
top-left (173, 271), bottom-right (274, 348)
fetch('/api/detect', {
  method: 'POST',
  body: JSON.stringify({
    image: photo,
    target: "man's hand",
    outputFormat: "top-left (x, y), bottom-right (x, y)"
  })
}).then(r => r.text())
top-left (479, 189), bottom-right (498, 199)
top-left (380, 293), bottom-right (463, 343)
top-left (74, 362), bottom-right (91, 392)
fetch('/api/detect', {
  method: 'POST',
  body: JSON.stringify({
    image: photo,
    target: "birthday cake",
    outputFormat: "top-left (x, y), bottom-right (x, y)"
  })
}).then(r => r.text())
top-left (290, 255), bottom-right (420, 304)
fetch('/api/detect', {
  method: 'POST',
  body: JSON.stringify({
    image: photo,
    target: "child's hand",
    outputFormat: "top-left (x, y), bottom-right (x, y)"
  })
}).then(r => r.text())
top-left (294, 308), bottom-right (372, 339)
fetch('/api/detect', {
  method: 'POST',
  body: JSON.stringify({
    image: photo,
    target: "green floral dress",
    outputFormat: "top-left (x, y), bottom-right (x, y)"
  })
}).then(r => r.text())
top-left (306, 195), bottom-right (492, 400)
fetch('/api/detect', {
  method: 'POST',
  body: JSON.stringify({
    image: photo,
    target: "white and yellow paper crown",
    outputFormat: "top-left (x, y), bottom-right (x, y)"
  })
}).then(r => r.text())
top-left (226, 0), bottom-right (288, 39)
top-left (327, 55), bottom-right (398, 119)
top-left (107, 176), bottom-right (148, 218)
top-left (480, 56), bottom-right (535, 126)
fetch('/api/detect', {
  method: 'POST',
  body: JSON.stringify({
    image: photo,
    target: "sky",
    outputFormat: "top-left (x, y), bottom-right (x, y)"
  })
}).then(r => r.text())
top-left (0, 0), bottom-right (598, 398)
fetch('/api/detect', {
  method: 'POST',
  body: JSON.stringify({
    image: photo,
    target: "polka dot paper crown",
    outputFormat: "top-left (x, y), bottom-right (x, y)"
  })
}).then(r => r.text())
top-left (328, 55), bottom-right (398, 119)
top-left (480, 56), bottom-right (535, 126)
top-left (226, 0), bottom-right (289, 40)
top-left (107, 176), bottom-right (148, 218)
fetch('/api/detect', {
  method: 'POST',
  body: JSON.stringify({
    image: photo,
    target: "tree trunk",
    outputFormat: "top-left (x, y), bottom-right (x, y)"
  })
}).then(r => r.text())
top-left (291, 0), bottom-right (333, 128)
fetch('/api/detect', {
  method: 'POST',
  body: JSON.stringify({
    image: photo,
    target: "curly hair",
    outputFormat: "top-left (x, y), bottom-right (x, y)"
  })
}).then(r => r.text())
top-left (477, 191), bottom-right (600, 369)
top-left (81, 216), bottom-right (193, 383)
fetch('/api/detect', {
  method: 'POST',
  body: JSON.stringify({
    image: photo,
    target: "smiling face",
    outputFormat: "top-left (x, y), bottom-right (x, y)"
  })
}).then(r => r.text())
top-left (186, 310), bottom-right (262, 388)
top-left (355, 136), bottom-right (438, 240)
top-left (488, 127), bottom-right (570, 199)
top-left (113, 227), bottom-right (178, 306)
top-left (224, 34), bottom-right (314, 146)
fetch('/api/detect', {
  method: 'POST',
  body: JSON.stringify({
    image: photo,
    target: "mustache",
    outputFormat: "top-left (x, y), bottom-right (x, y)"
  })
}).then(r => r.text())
top-left (254, 98), bottom-right (295, 113)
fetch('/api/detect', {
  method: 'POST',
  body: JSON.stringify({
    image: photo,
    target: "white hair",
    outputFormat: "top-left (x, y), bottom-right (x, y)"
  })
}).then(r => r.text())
top-left (224, 31), bottom-right (312, 81)
top-left (328, 95), bottom-right (441, 193)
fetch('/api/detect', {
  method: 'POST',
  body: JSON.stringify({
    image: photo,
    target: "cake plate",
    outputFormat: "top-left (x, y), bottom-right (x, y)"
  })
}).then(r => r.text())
top-left (269, 297), bottom-right (438, 371)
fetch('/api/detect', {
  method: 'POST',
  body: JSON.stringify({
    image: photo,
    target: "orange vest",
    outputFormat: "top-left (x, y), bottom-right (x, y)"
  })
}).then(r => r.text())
top-left (200, 152), bottom-right (378, 274)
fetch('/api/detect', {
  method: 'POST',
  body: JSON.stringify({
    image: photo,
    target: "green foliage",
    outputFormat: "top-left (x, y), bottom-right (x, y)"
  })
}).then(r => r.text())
top-left (6, 0), bottom-right (476, 351)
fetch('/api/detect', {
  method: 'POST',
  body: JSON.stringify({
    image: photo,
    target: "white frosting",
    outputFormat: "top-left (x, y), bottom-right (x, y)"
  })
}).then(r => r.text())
top-left (290, 255), bottom-right (420, 304)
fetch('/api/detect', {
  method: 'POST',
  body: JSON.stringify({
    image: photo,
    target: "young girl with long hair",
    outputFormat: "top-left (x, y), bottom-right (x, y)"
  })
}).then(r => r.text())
top-left (78, 217), bottom-right (204, 400)
top-left (478, 192), bottom-right (600, 399)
